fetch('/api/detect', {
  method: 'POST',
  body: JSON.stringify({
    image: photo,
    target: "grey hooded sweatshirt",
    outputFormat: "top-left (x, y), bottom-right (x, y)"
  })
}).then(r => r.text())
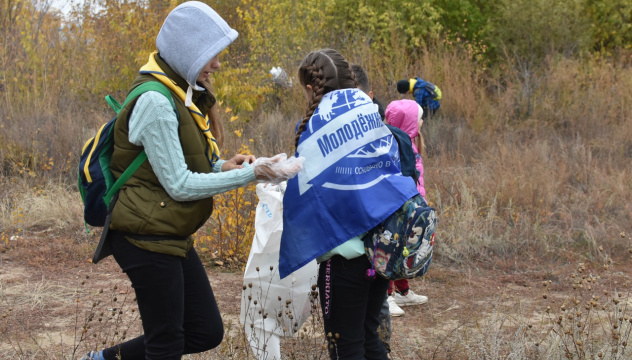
top-left (156, 1), bottom-right (238, 105)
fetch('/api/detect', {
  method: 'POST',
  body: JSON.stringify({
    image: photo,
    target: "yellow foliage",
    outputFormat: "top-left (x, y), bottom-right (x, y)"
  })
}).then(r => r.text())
top-left (236, 0), bottom-right (334, 66)
top-left (213, 66), bottom-right (272, 116)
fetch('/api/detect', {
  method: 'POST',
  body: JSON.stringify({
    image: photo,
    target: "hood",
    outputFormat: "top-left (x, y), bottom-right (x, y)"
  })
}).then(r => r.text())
top-left (156, 1), bottom-right (238, 91)
top-left (385, 99), bottom-right (423, 139)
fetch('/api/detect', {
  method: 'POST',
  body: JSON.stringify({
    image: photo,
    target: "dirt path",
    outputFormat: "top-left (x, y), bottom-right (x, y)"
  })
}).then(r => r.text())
top-left (1, 236), bottom-right (631, 359)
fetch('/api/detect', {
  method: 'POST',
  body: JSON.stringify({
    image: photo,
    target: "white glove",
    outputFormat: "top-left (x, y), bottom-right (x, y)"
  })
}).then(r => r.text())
top-left (252, 153), bottom-right (304, 184)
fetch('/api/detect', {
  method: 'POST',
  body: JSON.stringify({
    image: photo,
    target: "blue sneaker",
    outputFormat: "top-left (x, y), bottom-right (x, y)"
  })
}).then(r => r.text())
top-left (79, 351), bottom-right (100, 360)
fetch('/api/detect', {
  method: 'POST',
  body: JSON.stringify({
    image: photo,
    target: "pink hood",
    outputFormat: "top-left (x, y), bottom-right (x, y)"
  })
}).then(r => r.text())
top-left (385, 99), bottom-right (426, 199)
top-left (385, 99), bottom-right (421, 142)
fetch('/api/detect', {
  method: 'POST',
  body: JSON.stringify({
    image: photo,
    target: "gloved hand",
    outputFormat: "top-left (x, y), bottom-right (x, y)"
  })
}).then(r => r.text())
top-left (252, 153), bottom-right (304, 184)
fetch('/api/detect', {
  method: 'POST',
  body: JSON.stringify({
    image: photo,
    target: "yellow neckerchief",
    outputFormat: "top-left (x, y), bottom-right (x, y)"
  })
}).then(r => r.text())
top-left (409, 78), bottom-right (417, 93)
top-left (139, 51), bottom-right (220, 165)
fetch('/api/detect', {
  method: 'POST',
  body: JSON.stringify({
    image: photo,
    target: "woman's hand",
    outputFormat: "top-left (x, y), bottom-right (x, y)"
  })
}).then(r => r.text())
top-left (252, 153), bottom-right (304, 183)
top-left (221, 154), bottom-right (256, 171)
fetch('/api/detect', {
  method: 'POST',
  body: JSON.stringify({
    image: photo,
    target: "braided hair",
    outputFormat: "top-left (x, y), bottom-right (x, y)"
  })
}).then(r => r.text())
top-left (295, 49), bottom-right (357, 149)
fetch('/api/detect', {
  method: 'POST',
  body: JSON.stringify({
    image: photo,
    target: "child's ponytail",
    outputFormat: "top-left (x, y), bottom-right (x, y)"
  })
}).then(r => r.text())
top-left (416, 131), bottom-right (426, 156)
top-left (416, 104), bottom-right (425, 155)
top-left (201, 79), bottom-right (224, 149)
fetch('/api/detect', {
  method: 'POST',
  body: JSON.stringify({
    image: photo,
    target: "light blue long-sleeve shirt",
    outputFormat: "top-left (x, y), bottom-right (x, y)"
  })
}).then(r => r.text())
top-left (128, 91), bottom-right (256, 201)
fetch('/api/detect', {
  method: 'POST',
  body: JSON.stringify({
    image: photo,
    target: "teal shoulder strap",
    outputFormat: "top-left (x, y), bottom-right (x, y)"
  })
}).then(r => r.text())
top-left (102, 81), bottom-right (177, 207)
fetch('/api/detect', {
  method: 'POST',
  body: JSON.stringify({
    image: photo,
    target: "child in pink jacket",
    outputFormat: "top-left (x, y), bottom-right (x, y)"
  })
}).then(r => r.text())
top-left (383, 99), bottom-right (428, 316)
top-left (386, 99), bottom-right (426, 199)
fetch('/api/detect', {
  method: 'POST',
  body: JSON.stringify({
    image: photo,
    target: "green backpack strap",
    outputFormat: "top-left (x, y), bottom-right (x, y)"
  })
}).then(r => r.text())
top-left (105, 95), bottom-right (122, 113)
top-left (105, 81), bottom-right (176, 114)
top-left (102, 81), bottom-right (177, 208)
top-left (121, 82), bottom-right (176, 113)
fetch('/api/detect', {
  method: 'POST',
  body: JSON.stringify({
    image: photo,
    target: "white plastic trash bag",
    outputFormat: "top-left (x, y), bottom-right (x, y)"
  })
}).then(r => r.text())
top-left (270, 66), bottom-right (291, 88)
top-left (240, 183), bottom-right (318, 360)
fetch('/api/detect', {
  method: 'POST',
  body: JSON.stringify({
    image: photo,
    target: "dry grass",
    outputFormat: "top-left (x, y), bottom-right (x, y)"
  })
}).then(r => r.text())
top-left (0, 178), bottom-right (84, 235)
top-left (3, 236), bottom-right (632, 359)
top-left (427, 134), bottom-right (630, 263)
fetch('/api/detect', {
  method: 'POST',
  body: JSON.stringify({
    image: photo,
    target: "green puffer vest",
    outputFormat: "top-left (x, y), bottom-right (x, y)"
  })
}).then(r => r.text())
top-left (109, 56), bottom-right (216, 241)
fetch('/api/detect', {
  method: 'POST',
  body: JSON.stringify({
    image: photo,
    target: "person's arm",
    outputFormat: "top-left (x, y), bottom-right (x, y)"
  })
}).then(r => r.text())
top-left (128, 91), bottom-right (256, 201)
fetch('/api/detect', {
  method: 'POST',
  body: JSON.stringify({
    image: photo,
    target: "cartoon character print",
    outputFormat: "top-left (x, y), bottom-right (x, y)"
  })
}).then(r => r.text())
top-left (374, 247), bottom-right (392, 273)
top-left (364, 194), bottom-right (436, 280)
top-left (406, 215), bottom-right (423, 246)
top-left (403, 210), bottom-right (436, 277)
top-left (403, 238), bottom-right (432, 276)
top-left (423, 210), bottom-right (436, 243)
top-left (378, 229), bottom-right (393, 245)
top-left (405, 201), bottom-right (433, 245)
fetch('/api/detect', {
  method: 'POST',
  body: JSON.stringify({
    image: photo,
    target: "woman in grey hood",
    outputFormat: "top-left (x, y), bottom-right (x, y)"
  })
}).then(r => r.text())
top-left (81, 2), bottom-right (301, 359)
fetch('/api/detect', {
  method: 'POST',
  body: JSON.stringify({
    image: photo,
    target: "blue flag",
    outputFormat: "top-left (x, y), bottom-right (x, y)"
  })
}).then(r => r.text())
top-left (279, 89), bottom-right (419, 278)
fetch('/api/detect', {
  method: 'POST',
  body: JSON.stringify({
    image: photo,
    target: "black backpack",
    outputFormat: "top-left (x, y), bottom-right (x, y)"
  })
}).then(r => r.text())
top-left (386, 124), bottom-right (420, 185)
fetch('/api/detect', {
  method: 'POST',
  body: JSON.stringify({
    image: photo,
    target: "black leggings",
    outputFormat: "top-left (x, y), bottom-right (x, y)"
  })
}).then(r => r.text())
top-left (318, 255), bottom-right (389, 360)
top-left (101, 231), bottom-right (223, 360)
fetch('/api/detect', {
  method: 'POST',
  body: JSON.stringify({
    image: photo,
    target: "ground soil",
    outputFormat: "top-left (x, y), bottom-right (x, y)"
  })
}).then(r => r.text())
top-left (1, 235), bottom-right (631, 359)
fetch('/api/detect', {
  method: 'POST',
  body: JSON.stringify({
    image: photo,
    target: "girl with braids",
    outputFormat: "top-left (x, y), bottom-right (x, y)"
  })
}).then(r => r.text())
top-left (280, 49), bottom-right (420, 359)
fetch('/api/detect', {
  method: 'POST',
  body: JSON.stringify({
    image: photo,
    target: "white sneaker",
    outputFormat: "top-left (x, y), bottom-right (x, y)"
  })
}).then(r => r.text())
top-left (387, 295), bottom-right (405, 317)
top-left (393, 290), bottom-right (428, 307)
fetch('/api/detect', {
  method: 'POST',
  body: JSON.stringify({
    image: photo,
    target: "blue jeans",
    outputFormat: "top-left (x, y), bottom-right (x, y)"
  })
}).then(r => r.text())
top-left (101, 231), bottom-right (224, 360)
top-left (318, 255), bottom-right (390, 360)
